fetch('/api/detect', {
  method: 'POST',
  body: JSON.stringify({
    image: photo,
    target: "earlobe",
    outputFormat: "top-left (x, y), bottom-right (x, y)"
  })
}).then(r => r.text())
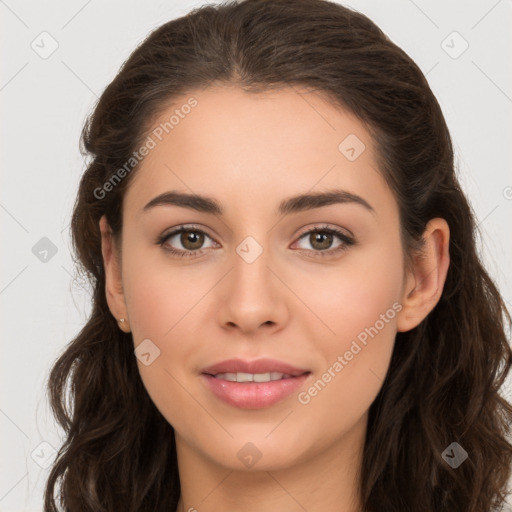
top-left (396, 218), bottom-right (450, 332)
top-left (99, 215), bottom-right (131, 332)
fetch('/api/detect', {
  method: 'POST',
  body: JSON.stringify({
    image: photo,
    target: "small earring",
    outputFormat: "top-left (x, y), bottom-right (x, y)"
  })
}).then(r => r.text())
top-left (118, 317), bottom-right (130, 333)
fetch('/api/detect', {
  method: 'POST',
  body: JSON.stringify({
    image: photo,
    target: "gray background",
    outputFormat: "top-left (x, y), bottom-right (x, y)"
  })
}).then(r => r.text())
top-left (1, 0), bottom-right (511, 510)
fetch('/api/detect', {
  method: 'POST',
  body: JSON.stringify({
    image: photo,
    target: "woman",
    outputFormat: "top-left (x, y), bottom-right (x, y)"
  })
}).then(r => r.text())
top-left (44, 0), bottom-right (512, 510)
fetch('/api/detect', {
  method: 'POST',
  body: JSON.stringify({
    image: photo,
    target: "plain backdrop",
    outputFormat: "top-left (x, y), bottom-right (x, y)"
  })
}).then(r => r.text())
top-left (1, 0), bottom-right (511, 510)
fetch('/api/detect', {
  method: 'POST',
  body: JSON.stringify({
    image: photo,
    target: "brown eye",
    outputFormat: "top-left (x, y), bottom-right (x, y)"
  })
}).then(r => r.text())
top-left (180, 230), bottom-right (205, 250)
top-left (158, 226), bottom-right (217, 257)
top-left (308, 231), bottom-right (334, 250)
top-left (293, 225), bottom-right (355, 258)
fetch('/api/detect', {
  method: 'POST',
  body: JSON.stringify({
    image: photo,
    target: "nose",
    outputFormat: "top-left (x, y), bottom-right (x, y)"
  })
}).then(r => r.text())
top-left (216, 242), bottom-right (289, 336)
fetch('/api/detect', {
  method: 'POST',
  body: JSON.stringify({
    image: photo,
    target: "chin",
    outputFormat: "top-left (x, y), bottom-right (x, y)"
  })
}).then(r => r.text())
top-left (191, 428), bottom-right (314, 472)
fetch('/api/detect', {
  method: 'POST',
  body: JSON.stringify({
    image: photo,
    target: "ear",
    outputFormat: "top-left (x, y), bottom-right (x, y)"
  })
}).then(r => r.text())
top-left (99, 215), bottom-right (130, 333)
top-left (396, 218), bottom-right (450, 332)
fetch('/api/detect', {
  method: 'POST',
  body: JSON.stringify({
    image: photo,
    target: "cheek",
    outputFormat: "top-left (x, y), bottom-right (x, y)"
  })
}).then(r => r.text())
top-left (122, 247), bottom-right (204, 339)
top-left (291, 240), bottom-right (403, 418)
top-left (291, 237), bottom-right (404, 349)
top-left (120, 248), bottom-right (213, 427)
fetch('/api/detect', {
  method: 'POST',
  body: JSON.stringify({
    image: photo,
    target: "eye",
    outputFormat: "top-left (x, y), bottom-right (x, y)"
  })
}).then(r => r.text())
top-left (157, 224), bottom-right (355, 259)
top-left (292, 225), bottom-right (355, 257)
top-left (157, 225), bottom-right (217, 258)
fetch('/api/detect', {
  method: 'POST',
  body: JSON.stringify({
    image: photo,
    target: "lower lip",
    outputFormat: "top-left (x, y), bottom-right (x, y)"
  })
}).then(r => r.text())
top-left (201, 373), bottom-right (311, 409)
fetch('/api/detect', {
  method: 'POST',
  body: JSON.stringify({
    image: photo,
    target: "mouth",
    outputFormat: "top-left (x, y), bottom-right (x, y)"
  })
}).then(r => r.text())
top-left (200, 358), bottom-right (312, 409)
top-left (208, 371), bottom-right (303, 382)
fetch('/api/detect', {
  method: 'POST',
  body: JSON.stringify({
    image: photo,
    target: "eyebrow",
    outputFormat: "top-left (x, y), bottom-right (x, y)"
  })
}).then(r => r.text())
top-left (142, 189), bottom-right (375, 216)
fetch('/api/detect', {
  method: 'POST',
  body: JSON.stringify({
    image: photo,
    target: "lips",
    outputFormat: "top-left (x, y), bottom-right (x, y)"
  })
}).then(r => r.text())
top-left (201, 358), bottom-right (309, 377)
top-left (200, 358), bottom-right (311, 409)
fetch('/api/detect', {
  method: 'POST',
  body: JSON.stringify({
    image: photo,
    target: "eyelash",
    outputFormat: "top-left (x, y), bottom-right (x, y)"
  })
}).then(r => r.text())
top-left (156, 224), bottom-right (355, 259)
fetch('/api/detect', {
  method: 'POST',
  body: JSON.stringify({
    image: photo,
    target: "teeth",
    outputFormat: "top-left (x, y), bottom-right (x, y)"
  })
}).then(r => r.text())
top-left (213, 372), bottom-right (291, 382)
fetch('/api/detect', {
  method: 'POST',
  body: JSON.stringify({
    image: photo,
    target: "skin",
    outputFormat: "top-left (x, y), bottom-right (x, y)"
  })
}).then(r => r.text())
top-left (100, 84), bottom-right (450, 512)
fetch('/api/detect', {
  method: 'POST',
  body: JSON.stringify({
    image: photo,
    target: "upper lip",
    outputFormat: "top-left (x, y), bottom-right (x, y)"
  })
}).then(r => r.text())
top-left (201, 358), bottom-right (310, 377)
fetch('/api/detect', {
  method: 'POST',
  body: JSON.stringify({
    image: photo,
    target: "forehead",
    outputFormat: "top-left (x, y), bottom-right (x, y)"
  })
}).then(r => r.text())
top-left (123, 85), bottom-right (392, 221)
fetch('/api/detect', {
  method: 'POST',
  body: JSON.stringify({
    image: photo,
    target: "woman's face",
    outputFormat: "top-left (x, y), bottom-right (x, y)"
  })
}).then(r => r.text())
top-left (112, 85), bottom-right (411, 471)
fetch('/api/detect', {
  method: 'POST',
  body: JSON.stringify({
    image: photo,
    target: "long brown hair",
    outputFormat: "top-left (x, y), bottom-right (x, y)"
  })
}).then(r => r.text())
top-left (44, 0), bottom-right (512, 510)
